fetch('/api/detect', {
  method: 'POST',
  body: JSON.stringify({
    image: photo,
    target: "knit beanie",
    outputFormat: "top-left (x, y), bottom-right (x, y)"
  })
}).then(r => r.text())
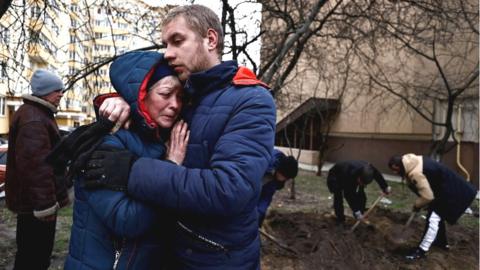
top-left (146, 61), bottom-right (176, 90)
top-left (277, 155), bottom-right (299, 179)
top-left (30, 69), bottom-right (64, 97)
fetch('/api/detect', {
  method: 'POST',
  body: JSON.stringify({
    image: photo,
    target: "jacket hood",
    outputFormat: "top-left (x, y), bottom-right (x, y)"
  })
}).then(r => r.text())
top-left (402, 153), bottom-right (423, 179)
top-left (186, 61), bottom-right (269, 98)
top-left (109, 51), bottom-right (172, 139)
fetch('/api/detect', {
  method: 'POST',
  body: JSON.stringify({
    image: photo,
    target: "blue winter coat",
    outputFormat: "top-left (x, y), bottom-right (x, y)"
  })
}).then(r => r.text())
top-left (126, 61), bottom-right (276, 269)
top-left (65, 52), bottom-right (172, 270)
top-left (257, 149), bottom-right (286, 222)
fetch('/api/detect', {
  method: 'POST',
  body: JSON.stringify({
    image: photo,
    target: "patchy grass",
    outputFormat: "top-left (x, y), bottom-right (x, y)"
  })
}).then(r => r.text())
top-left (0, 201), bottom-right (73, 270)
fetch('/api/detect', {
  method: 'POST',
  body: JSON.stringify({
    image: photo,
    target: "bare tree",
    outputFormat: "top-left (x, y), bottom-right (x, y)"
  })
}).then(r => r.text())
top-left (338, 0), bottom-right (479, 158)
top-left (258, 0), bottom-right (478, 163)
top-left (2, 0), bottom-right (477, 161)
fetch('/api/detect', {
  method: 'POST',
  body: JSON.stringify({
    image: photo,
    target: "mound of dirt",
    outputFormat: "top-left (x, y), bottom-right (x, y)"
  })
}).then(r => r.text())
top-left (260, 208), bottom-right (479, 270)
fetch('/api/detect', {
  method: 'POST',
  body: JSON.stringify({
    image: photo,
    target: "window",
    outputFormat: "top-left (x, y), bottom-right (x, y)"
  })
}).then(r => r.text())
top-left (0, 97), bottom-right (6, 116)
top-left (0, 62), bottom-right (6, 80)
top-left (0, 28), bottom-right (9, 43)
top-left (31, 6), bottom-right (41, 17)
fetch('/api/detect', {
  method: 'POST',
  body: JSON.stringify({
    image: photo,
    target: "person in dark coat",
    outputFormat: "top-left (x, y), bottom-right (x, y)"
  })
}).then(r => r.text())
top-left (64, 52), bottom-right (188, 270)
top-left (81, 5), bottom-right (276, 269)
top-left (388, 153), bottom-right (477, 260)
top-left (258, 149), bottom-right (298, 227)
top-left (5, 69), bottom-right (70, 270)
top-left (327, 160), bottom-right (391, 225)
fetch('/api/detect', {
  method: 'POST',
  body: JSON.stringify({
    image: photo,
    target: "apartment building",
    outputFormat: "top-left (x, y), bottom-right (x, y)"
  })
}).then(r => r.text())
top-left (0, 0), bottom-right (168, 134)
top-left (261, 1), bottom-right (479, 185)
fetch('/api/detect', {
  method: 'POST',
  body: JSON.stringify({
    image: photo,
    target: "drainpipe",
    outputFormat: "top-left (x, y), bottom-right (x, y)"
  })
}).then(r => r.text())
top-left (455, 105), bottom-right (470, 181)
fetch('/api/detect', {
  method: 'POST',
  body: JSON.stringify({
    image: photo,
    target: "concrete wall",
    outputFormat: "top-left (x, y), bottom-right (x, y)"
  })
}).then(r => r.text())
top-left (278, 137), bottom-right (479, 189)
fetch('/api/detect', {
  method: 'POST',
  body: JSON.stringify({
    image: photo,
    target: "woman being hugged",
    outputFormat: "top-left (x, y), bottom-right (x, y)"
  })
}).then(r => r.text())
top-left (65, 52), bottom-right (188, 270)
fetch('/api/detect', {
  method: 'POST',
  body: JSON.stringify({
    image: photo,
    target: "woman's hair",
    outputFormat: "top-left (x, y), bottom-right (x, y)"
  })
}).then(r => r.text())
top-left (146, 60), bottom-right (176, 91)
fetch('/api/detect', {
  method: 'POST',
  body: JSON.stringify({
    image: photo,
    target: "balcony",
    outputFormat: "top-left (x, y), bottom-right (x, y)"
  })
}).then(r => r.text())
top-left (27, 42), bottom-right (53, 64)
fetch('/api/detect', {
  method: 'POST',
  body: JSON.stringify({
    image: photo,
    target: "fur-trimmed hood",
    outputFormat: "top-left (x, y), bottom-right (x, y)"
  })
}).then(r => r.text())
top-left (22, 94), bottom-right (57, 113)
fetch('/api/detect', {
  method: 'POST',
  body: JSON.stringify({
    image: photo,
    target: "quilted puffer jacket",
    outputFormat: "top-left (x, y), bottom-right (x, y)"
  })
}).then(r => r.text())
top-left (65, 52), bottom-right (174, 270)
top-left (126, 60), bottom-right (276, 269)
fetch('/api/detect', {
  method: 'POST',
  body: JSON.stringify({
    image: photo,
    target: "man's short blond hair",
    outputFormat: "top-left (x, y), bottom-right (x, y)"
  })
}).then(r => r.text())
top-left (162, 4), bottom-right (224, 56)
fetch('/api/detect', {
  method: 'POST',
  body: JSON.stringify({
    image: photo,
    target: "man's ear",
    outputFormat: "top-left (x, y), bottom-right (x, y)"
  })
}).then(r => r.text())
top-left (206, 28), bottom-right (218, 52)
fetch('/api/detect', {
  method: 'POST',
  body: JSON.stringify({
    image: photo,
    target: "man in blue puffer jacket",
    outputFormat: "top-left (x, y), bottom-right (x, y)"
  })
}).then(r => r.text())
top-left (65, 52), bottom-right (187, 269)
top-left (83, 4), bottom-right (276, 270)
top-left (257, 149), bottom-right (298, 227)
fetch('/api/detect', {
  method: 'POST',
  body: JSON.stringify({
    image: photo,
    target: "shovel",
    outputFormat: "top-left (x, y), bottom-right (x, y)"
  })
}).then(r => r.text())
top-left (387, 211), bottom-right (416, 246)
top-left (350, 195), bottom-right (384, 232)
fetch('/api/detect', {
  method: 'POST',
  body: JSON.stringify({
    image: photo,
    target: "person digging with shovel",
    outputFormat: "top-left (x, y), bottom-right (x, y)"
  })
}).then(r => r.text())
top-left (327, 160), bottom-right (391, 227)
top-left (388, 154), bottom-right (477, 260)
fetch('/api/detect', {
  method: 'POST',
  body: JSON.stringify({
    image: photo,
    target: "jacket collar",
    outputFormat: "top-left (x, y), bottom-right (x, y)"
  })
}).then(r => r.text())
top-left (22, 94), bottom-right (57, 113)
top-left (185, 61), bottom-right (238, 98)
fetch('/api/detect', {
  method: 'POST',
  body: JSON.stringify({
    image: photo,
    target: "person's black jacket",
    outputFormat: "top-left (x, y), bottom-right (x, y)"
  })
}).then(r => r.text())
top-left (327, 160), bottom-right (388, 212)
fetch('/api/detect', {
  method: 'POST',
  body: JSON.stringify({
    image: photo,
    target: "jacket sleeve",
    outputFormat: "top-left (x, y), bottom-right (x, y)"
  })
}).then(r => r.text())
top-left (411, 172), bottom-right (435, 209)
top-left (128, 88), bottom-right (276, 217)
top-left (257, 181), bottom-right (277, 217)
top-left (15, 121), bottom-right (57, 217)
top-left (343, 186), bottom-right (362, 212)
top-left (85, 134), bottom-right (159, 237)
top-left (86, 189), bottom-right (159, 237)
top-left (372, 166), bottom-right (389, 191)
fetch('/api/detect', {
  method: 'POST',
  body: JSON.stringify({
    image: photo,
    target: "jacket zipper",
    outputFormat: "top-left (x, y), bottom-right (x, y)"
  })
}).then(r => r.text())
top-left (177, 221), bottom-right (228, 252)
top-left (113, 238), bottom-right (126, 270)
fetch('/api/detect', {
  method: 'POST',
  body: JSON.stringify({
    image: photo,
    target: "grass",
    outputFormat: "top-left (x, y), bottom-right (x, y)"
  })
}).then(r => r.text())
top-left (0, 201), bottom-right (73, 270)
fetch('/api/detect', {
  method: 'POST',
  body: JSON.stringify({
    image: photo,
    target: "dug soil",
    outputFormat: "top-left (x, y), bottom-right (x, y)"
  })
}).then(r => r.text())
top-left (260, 208), bottom-right (479, 270)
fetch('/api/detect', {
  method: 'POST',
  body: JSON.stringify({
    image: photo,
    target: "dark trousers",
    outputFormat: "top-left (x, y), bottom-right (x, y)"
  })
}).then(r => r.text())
top-left (13, 213), bottom-right (56, 270)
top-left (331, 189), bottom-right (366, 223)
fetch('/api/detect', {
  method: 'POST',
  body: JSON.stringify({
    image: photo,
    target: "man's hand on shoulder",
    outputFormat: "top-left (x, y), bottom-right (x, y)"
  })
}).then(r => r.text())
top-left (83, 147), bottom-right (137, 192)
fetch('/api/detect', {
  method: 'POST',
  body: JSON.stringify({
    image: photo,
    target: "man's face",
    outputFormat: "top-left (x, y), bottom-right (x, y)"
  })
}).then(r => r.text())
top-left (275, 171), bottom-right (289, 182)
top-left (42, 90), bottom-right (63, 107)
top-left (390, 164), bottom-right (401, 175)
top-left (162, 16), bottom-right (212, 82)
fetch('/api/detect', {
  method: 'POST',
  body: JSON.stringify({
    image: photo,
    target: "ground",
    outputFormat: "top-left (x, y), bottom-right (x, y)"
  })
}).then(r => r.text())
top-left (260, 171), bottom-right (479, 270)
top-left (0, 170), bottom-right (478, 269)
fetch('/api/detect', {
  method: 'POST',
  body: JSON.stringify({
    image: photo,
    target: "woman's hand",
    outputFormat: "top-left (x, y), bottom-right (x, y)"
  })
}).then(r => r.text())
top-left (166, 120), bottom-right (189, 165)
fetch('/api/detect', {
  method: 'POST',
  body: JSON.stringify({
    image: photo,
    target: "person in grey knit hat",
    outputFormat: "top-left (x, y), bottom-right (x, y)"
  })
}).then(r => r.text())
top-left (5, 68), bottom-right (69, 270)
top-left (31, 69), bottom-right (65, 97)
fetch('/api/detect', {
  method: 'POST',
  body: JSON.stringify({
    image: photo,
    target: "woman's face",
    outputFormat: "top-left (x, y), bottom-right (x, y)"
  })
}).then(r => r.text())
top-left (389, 164), bottom-right (401, 175)
top-left (144, 75), bottom-right (183, 128)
